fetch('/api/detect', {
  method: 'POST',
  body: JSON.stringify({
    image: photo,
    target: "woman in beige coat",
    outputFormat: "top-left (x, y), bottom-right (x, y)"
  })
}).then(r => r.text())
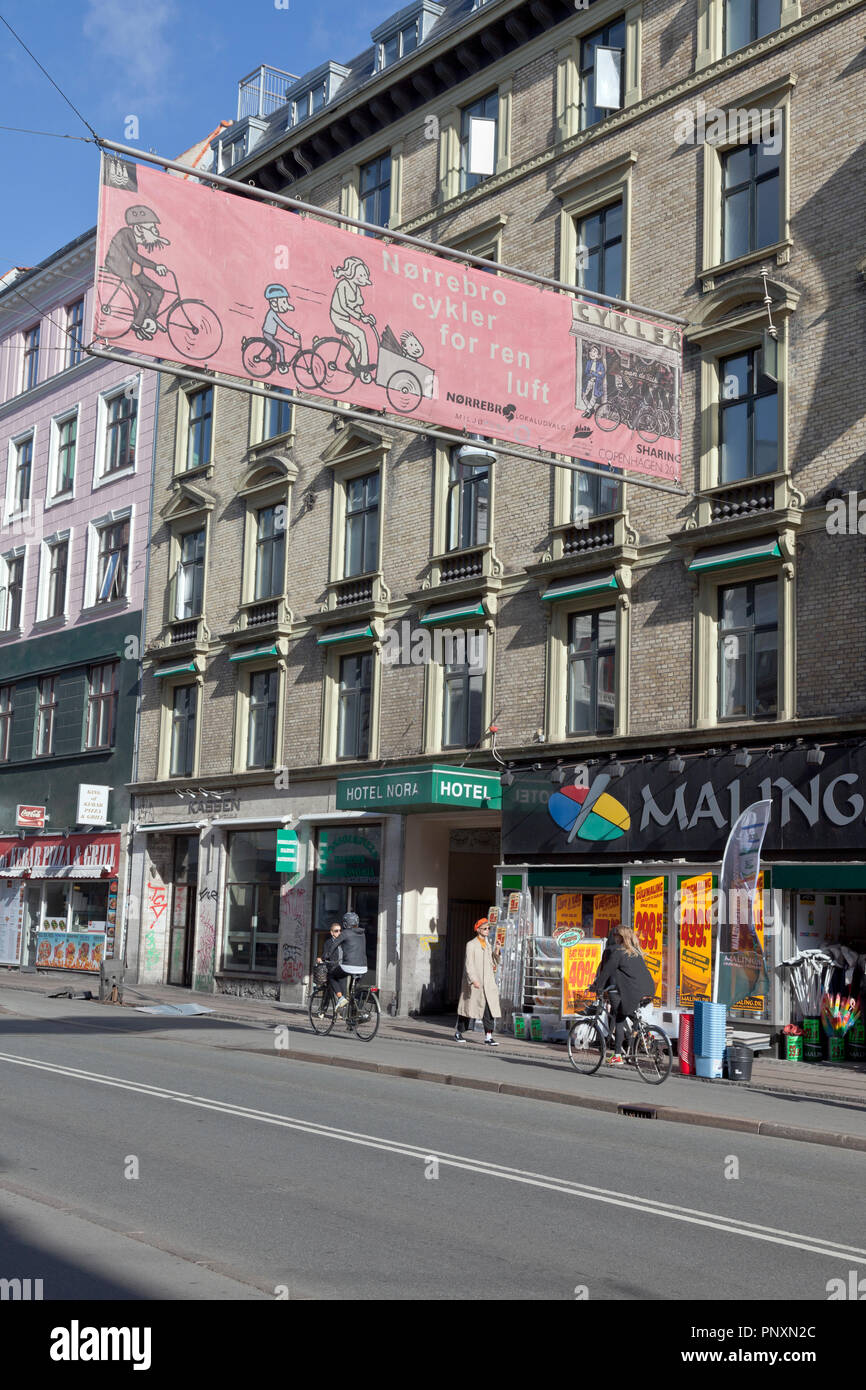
top-left (455, 918), bottom-right (501, 1046)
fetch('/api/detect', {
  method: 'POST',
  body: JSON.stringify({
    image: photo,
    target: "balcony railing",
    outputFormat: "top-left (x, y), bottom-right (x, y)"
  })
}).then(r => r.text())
top-left (237, 65), bottom-right (298, 120)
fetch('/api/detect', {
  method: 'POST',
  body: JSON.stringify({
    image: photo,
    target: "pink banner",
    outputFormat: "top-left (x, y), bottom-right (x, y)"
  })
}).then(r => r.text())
top-left (94, 156), bottom-right (682, 481)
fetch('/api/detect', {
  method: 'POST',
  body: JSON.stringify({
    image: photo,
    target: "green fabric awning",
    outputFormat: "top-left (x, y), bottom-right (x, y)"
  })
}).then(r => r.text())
top-left (316, 624), bottom-right (374, 646)
top-left (419, 602), bottom-right (486, 626)
top-left (228, 644), bottom-right (279, 662)
top-left (153, 662), bottom-right (197, 678)
top-left (689, 539), bottom-right (781, 572)
top-left (771, 865), bottom-right (866, 891)
top-left (541, 573), bottom-right (617, 602)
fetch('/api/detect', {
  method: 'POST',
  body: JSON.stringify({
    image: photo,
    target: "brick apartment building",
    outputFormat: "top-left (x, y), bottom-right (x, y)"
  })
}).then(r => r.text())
top-left (126, 0), bottom-right (866, 1034)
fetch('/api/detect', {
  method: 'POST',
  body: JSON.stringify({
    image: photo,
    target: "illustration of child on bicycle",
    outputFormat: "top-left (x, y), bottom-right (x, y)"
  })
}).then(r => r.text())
top-left (328, 256), bottom-right (375, 382)
top-left (261, 284), bottom-right (300, 373)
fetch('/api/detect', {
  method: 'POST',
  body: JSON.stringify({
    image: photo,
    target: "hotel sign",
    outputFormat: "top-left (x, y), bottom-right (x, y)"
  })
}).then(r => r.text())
top-left (337, 765), bottom-right (502, 813)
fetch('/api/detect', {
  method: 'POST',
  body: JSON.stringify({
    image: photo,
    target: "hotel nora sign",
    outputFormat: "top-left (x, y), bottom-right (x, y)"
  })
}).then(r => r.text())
top-left (337, 765), bottom-right (502, 813)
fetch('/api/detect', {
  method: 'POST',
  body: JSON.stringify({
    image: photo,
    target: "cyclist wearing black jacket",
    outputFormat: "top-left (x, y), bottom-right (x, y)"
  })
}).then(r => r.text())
top-left (592, 926), bottom-right (655, 1067)
top-left (331, 912), bottom-right (368, 1012)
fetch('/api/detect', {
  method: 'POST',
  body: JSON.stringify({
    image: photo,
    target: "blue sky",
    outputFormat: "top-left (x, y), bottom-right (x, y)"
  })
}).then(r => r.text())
top-left (0, 0), bottom-right (389, 271)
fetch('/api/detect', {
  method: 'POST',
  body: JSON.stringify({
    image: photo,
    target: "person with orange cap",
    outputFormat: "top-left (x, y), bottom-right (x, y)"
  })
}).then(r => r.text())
top-left (455, 918), bottom-right (501, 1045)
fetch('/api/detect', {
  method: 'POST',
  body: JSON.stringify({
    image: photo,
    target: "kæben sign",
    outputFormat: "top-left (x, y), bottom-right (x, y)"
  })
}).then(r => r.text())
top-left (94, 157), bottom-right (682, 481)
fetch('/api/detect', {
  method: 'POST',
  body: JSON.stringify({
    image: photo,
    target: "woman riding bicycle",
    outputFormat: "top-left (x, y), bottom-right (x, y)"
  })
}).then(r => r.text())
top-left (329, 257), bottom-right (375, 384)
top-left (330, 911), bottom-right (368, 1012)
top-left (591, 925), bottom-right (655, 1067)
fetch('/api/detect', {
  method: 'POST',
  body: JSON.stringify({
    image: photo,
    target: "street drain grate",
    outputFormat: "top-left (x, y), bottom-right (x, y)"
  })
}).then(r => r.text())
top-left (618, 1103), bottom-right (657, 1119)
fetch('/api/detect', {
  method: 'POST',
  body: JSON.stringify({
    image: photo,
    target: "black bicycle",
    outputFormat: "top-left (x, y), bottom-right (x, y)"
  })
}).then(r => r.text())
top-left (567, 993), bottom-right (673, 1084)
top-left (308, 971), bottom-right (381, 1042)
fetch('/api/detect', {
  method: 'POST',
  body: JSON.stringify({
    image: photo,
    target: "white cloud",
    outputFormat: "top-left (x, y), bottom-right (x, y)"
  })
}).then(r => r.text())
top-left (83, 0), bottom-right (175, 111)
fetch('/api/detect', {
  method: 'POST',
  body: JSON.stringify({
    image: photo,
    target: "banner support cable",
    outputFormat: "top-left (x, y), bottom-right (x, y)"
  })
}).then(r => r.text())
top-left (86, 343), bottom-right (688, 497)
top-left (96, 138), bottom-right (688, 328)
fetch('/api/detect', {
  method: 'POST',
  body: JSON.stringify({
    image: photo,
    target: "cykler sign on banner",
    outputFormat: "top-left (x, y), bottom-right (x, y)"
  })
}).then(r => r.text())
top-left (678, 872), bottom-right (713, 1008)
top-left (632, 876), bottom-right (664, 1004)
top-left (94, 157), bottom-right (682, 481)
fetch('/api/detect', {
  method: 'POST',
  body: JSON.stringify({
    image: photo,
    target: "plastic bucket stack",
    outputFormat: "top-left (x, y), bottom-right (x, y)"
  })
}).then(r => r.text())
top-left (694, 1000), bottom-right (726, 1079)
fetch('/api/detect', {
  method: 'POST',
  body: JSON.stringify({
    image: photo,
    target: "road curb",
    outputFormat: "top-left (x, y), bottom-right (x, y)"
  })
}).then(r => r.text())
top-left (272, 1046), bottom-right (865, 1151)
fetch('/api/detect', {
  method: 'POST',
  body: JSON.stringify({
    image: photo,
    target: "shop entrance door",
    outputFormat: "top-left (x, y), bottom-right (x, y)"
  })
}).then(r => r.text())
top-left (168, 836), bottom-right (199, 988)
top-left (445, 899), bottom-right (490, 1008)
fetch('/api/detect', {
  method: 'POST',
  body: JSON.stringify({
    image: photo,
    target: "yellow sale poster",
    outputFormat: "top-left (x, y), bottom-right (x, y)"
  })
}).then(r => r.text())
top-left (561, 940), bottom-right (604, 1016)
top-left (554, 893), bottom-right (582, 940)
top-left (678, 872), bottom-right (713, 1008)
top-left (732, 871), bottom-right (767, 1012)
top-left (592, 892), bottom-right (621, 939)
top-left (632, 876), bottom-right (664, 1004)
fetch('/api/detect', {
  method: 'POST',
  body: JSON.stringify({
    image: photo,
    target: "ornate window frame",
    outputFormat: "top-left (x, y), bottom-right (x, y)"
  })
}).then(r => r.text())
top-left (696, 0), bottom-right (800, 70)
top-left (544, 575), bottom-right (631, 743)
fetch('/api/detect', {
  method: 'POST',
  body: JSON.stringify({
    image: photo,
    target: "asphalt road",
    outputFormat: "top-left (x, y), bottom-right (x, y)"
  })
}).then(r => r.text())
top-left (0, 993), bottom-right (864, 1301)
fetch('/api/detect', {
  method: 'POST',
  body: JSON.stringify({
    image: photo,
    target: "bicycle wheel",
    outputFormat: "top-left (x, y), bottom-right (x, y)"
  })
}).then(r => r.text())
top-left (242, 336), bottom-right (276, 379)
top-left (595, 401), bottom-right (621, 432)
top-left (631, 1025), bottom-right (673, 1084)
top-left (386, 370), bottom-right (422, 414)
top-left (635, 410), bottom-right (661, 444)
top-left (313, 338), bottom-right (358, 396)
top-left (292, 348), bottom-right (326, 392)
top-left (309, 988), bottom-right (336, 1035)
top-left (167, 299), bottom-right (224, 360)
top-left (94, 275), bottom-right (136, 340)
top-left (567, 1018), bottom-right (606, 1074)
top-left (352, 989), bottom-right (381, 1042)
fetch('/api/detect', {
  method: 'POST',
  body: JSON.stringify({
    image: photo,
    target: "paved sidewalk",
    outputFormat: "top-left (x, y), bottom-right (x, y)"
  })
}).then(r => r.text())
top-left (3, 967), bottom-right (866, 1152)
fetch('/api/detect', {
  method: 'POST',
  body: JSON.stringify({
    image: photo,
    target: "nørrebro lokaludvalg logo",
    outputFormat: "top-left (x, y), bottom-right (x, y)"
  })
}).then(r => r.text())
top-left (547, 773), bottom-right (631, 843)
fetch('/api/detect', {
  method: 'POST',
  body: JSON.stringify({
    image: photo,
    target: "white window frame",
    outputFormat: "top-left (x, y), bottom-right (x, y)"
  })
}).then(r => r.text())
top-left (158, 676), bottom-right (203, 780)
top-left (694, 560), bottom-right (793, 728)
top-left (700, 76), bottom-right (794, 285)
top-left (545, 590), bottom-right (630, 742)
top-left (0, 547), bottom-right (27, 634)
top-left (422, 624), bottom-right (495, 755)
top-left (438, 79), bottom-right (512, 203)
top-left (5, 429), bottom-right (36, 524)
top-left (321, 641), bottom-right (382, 765)
top-left (174, 381), bottom-right (217, 477)
top-left (555, 2), bottom-right (643, 143)
top-left (36, 529), bottom-right (71, 623)
top-left (85, 507), bottom-right (133, 610)
top-left (93, 377), bottom-right (139, 489)
top-left (46, 408), bottom-right (80, 508)
top-left (696, 0), bottom-right (799, 70)
top-left (171, 523), bottom-right (208, 622)
top-left (339, 143), bottom-right (404, 233)
top-left (377, 19), bottom-right (419, 70)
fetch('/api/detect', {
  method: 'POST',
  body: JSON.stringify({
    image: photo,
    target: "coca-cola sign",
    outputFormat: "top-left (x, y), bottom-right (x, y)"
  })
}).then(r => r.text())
top-left (16, 806), bottom-right (46, 829)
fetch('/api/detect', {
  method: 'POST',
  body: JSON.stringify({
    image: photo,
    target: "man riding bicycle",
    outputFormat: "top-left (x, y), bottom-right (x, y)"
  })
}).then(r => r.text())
top-left (329, 911), bottom-right (368, 1012)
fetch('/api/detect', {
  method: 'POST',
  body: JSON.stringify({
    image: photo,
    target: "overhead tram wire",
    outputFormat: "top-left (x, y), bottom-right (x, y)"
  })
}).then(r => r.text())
top-left (0, 124), bottom-right (96, 143)
top-left (0, 11), bottom-right (100, 143)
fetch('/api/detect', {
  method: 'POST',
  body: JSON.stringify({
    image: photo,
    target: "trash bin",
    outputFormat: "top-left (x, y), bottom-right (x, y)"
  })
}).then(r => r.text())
top-left (678, 1012), bottom-right (695, 1075)
top-left (725, 1042), bottom-right (753, 1081)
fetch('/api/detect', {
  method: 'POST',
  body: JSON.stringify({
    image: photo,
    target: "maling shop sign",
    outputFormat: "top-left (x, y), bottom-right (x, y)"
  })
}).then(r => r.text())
top-left (501, 745), bottom-right (866, 856)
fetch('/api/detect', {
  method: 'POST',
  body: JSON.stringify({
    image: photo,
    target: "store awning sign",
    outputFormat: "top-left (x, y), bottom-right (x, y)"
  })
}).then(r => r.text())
top-left (336, 765), bottom-right (502, 812)
top-left (0, 833), bottom-right (119, 878)
top-left (503, 744), bottom-right (866, 855)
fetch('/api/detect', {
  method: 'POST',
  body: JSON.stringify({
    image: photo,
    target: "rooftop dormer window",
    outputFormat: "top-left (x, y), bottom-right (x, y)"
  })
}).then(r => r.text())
top-left (292, 83), bottom-right (327, 125)
top-left (378, 20), bottom-right (418, 69)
